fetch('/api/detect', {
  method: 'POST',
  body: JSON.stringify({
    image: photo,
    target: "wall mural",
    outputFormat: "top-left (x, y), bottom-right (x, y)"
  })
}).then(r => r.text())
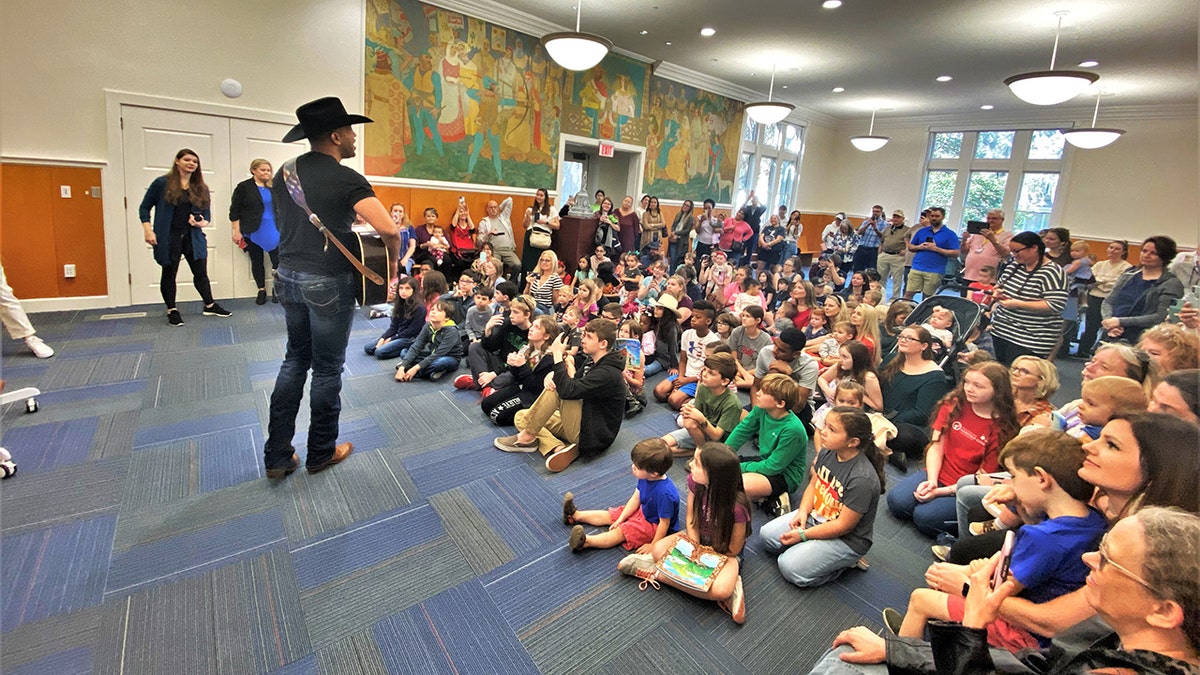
top-left (363, 0), bottom-right (743, 202)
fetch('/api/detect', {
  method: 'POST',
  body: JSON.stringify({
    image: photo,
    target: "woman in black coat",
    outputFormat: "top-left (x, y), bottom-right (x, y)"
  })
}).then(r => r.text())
top-left (229, 159), bottom-right (281, 304)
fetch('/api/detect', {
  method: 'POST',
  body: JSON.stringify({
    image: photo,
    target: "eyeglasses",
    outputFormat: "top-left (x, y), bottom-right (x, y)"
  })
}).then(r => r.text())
top-left (896, 335), bottom-right (921, 343)
top-left (1010, 245), bottom-right (1032, 255)
top-left (1009, 366), bottom-right (1039, 378)
top-left (1097, 538), bottom-right (1155, 592)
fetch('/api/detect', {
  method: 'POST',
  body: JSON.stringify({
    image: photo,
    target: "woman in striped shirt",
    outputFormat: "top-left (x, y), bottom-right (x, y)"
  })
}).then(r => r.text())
top-left (990, 231), bottom-right (1069, 363)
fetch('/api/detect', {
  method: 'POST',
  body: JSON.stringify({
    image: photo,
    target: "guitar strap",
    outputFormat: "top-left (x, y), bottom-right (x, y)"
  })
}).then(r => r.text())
top-left (280, 159), bottom-right (383, 285)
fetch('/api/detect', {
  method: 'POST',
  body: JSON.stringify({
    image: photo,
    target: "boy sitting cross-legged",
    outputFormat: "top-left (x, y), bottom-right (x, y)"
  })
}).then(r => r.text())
top-left (563, 438), bottom-right (680, 554)
top-left (661, 352), bottom-right (744, 456)
top-left (886, 428), bottom-right (1107, 652)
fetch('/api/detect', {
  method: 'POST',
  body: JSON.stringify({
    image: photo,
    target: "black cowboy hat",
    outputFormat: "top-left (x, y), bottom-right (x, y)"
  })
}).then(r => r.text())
top-left (282, 97), bottom-right (373, 143)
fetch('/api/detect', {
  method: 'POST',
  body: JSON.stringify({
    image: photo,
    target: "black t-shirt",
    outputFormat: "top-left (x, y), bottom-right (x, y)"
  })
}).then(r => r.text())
top-left (272, 152), bottom-right (376, 274)
top-left (170, 193), bottom-right (193, 232)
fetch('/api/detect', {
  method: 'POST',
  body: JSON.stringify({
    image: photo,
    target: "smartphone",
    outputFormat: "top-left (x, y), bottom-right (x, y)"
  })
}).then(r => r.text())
top-left (966, 220), bottom-right (987, 235)
top-left (478, 251), bottom-right (487, 262)
top-left (925, 236), bottom-right (934, 244)
top-left (992, 530), bottom-right (1016, 589)
top-left (458, 196), bottom-right (466, 206)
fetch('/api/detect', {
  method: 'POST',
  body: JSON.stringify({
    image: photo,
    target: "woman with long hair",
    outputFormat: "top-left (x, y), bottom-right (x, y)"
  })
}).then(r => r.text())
top-left (1077, 240), bottom-right (1131, 358)
top-left (229, 158), bottom-right (280, 304)
top-left (640, 195), bottom-right (665, 251)
top-left (879, 326), bottom-right (953, 467)
top-left (524, 249), bottom-right (563, 315)
top-left (520, 187), bottom-right (559, 277)
top-left (667, 199), bottom-right (695, 267)
top-left (616, 195), bottom-right (641, 255)
top-left (878, 300), bottom-right (915, 359)
top-left (817, 340), bottom-right (884, 411)
top-left (595, 197), bottom-right (619, 257)
top-left (480, 314), bottom-right (561, 425)
top-left (1101, 236), bottom-right (1184, 346)
top-left (886, 361), bottom-right (1018, 537)
top-left (138, 148), bottom-right (230, 325)
top-left (849, 304), bottom-right (882, 365)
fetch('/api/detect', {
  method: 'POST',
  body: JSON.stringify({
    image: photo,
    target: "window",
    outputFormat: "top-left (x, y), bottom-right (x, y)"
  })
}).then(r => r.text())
top-left (921, 129), bottom-right (1068, 232)
top-left (735, 121), bottom-right (804, 208)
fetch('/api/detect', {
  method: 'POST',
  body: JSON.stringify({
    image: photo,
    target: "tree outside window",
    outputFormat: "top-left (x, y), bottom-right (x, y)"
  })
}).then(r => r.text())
top-left (931, 132), bottom-right (963, 159)
top-left (923, 170), bottom-right (957, 211)
top-left (1014, 172), bottom-right (1060, 233)
top-left (963, 171), bottom-right (1008, 225)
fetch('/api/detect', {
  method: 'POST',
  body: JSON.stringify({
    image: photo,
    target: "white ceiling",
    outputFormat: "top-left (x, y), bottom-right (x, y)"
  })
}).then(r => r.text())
top-left (468, 0), bottom-right (1198, 122)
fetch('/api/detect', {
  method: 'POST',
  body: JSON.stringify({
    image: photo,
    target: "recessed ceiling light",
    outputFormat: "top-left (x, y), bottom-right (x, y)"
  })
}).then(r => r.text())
top-left (782, 85), bottom-right (788, 89)
top-left (710, 58), bottom-right (718, 62)
top-left (832, 87), bottom-right (845, 93)
top-left (700, 27), bottom-right (716, 37)
top-left (639, 30), bottom-right (648, 35)
top-left (980, 104), bottom-right (994, 110)
top-left (936, 75), bottom-right (953, 82)
top-left (1078, 60), bottom-right (1099, 68)
top-left (664, 41), bottom-right (672, 45)
top-left (822, 0), bottom-right (843, 8)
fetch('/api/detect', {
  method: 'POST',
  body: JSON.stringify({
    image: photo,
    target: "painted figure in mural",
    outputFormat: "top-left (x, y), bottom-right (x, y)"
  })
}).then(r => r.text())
top-left (579, 68), bottom-right (609, 138)
top-left (437, 41), bottom-right (468, 143)
top-left (502, 71), bottom-right (533, 163)
top-left (655, 97), bottom-right (679, 178)
top-left (467, 82), bottom-right (503, 182)
top-left (610, 74), bottom-right (636, 142)
top-left (365, 49), bottom-right (411, 176)
top-left (645, 118), bottom-right (661, 184)
top-left (667, 111), bottom-right (690, 184)
top-left (689, 111), bottom-right (710, 179)
top-left (409, 52), bottom-right (444, 156)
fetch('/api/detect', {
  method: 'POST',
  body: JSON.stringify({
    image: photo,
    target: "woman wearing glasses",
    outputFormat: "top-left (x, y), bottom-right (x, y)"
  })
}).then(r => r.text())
top-left (878, 326), bottom-right (951, 470)
top-left (989, 231), bottom-right (1070, 363)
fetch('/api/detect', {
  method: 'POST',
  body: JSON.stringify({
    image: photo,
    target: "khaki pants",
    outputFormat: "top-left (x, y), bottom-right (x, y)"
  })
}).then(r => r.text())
top-left (906, 269), bottom-right (943, 299)
top-left (876, 252), bottom-right (907, 300)
top-left (514, 388), bottom-right (582, 456)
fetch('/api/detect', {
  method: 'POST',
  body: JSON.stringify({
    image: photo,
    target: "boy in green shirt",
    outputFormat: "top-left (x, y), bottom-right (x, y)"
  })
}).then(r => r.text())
top-left (726, 373), bottom-right (809, 516)
top-left (662, 352), bottom-right (744, 456)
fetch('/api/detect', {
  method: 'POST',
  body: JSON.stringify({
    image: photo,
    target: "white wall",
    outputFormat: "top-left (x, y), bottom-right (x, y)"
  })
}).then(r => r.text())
top-left (0, 0), bottom-right (365, 161)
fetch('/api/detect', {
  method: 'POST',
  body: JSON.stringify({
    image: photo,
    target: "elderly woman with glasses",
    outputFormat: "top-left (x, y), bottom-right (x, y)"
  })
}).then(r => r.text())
top-left (989, 231), bottom-right (1070, 363)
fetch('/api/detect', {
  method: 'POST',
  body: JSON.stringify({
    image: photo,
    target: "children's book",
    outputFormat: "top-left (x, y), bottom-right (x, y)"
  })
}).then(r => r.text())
top-left (654, 535), bottom-right (728, 593)
top-left (618, 337), bottom-right (643, 371)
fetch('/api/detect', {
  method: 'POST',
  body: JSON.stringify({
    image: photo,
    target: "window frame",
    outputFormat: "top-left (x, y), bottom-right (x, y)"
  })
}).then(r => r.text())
top-left (735, 119), bottom-right (805, 210)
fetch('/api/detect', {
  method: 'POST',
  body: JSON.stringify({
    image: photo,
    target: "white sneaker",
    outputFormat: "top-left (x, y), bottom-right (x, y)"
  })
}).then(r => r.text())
top-left (25, 336), bottom-right (54, 358)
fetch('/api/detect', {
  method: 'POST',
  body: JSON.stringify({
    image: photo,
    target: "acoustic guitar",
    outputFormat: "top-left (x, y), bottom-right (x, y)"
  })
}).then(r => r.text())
top-left (349, 231), bottom-right (392, 307)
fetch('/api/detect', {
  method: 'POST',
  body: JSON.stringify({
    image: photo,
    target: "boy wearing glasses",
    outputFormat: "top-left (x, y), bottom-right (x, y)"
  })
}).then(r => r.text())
top-left (884, 429), bottom-right (1106, 652)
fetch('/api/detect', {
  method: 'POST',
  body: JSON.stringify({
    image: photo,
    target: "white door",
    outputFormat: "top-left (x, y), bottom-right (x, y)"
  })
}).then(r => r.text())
top-left (228, 119), bottom-right (305, 297)
top-left (122, 106), bottom-right (231, 307)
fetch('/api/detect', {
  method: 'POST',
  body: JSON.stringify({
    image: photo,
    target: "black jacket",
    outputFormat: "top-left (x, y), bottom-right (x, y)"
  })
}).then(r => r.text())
top-left (228, 178), bottom-right (267, 234)
top-left (553, 350), bottom-right (626, 458)
top-left (480, 317), bottom-right (530, 371)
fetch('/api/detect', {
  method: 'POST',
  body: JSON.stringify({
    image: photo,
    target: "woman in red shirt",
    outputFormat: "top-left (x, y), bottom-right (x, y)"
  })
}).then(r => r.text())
top-left (719, 209), bottom-right (754, 266)
top-left (885, 361), bottom-right (1019, 537)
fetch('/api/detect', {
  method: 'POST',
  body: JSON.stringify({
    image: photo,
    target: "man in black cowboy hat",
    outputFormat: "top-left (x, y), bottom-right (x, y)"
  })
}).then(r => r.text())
top-left (263, 96), bottom-right (399, 479)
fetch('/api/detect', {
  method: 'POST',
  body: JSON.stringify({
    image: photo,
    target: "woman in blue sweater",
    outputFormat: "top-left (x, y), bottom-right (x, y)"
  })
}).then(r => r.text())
top-left (138, 148), bottom-right (230, 326)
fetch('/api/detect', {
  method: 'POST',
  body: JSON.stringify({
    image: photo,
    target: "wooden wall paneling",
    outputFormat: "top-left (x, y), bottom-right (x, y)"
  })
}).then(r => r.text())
top-left (50, 166), bottom-right (106, 296)
top-left (0, 164), bottom-right (60, 298)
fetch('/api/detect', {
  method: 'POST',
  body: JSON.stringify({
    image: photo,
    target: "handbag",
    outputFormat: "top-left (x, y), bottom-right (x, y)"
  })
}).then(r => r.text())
top-left (654, 535), bottom-right (729, 593)
top-left (529, 225), bottom-right (553, 249)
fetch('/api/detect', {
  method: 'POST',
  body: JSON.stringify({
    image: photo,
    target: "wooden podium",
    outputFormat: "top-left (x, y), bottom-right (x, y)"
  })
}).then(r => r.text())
top-left (553, 215), bottom-right (598, 274)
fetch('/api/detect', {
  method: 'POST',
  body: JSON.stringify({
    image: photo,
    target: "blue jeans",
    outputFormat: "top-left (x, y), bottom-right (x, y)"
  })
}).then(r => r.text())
top-left (411, 356), bottom-right (460, 379)
top-left (644, 359), bottom-right (664, 377)
top-left (265, 268), bottom-right (357, 470)
top-left (955, 476), bottom-right (992, 535)
top-left (364, 336), bottom-right (413, 360)
top-left (781, 240), bottom-right (798, 264)
top-left (760, 513), bottom-right (863, 587)
top-left (886, 470), bottom-right (959, 538)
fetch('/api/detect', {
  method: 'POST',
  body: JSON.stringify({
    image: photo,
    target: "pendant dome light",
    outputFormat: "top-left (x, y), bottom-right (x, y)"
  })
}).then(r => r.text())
top-left (541, 0), bottom-right (612, 72)
top-left (1062, 91), bottom-right (1125, 149)
top-left (849, 109), bottom-right (889, 152)
top-left (745, 64), bottom-right (795, 125)
top-left (1004, 12), bottom-right (1098, 106)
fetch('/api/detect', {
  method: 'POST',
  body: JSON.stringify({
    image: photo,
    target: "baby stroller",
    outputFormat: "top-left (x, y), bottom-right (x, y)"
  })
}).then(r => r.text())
top-left (894, 295), bottom-right (985, 377)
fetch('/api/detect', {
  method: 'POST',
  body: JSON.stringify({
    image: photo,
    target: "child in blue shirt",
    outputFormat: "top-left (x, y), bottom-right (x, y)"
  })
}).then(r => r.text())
top-left (563, 438), bottom-right (680, 554)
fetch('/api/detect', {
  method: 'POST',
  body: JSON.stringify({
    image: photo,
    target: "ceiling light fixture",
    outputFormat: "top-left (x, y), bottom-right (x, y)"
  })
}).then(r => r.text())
top-left (1062, 91), bottom-right (1125, 149)
top-left (849, 109), bottom-right (890, 152)
top-left (639, 30), bottom-right (648, 35)
top-left (1003, 11), bottom-right (1098, 106)
top-left (936, 75), bottom-right (953, 82)
top-left (541, 0), bottom-right (612, 71)
top-left (1078, 59), bottom-right (1099, 68)
top-left (832, 87), bottom-right (845, 93)
top-left (822, 0), bottom-right (843, 8)
top-left (744, 63), bottom-right (795, 125)
top-left (980, 104), bottom-right (994, 110)
top-left (700, 27), bottom-right (716, 37)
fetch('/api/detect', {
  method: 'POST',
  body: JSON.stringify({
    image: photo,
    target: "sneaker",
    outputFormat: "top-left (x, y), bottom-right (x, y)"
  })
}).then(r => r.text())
top-left (776, 492), bottom-right (791, 517)
top-left (203, 303), bottom-right (232, 317)
top-left (931, 545), bottom-right (950, 562)
top-left (429, 369), bottom-right (449, 382)
top-left (24, 336), bottom-right (54, 359)
top-left (494, 434), bottom-right (539, 453)
top-left (562, 492), bottom-right (577, 525)
top-left (855, 557), bottom-right (870, 571)
top-left (453, 374), bottom-right (477, 390)
top-left (167, 309), bottom-right (185, 327)
top-left (718, 575), bottom-right (746, 625)
top-left (969, 520), bottom-right (999, 536)
top-left (882, 607), bottom-right (904, 635)
top-left (617, 553), bottom-right (660, 590)
top-left (255, 290), bottom-right (267, 305)
top-left (545, 444), bottom-right (579, 472)
top-left (266, 452), bottom-right (299, 480)
top-left (935, 532), bottom-right (958, 547)
top-left (480, 386), bottom-right (494, 399)
top-left (306, 442), bottom-right (353, 474)
top-left (569, 524), bottom-right (586, 552)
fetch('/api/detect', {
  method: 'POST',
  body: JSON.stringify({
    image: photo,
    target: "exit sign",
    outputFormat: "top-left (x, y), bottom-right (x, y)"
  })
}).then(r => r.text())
top-left (598, 142), bottom-right (614, 158)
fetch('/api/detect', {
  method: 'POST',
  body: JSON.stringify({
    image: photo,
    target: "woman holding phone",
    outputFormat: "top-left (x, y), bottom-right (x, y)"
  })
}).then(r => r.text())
top-left (139, 148), bottom-right (230, 326)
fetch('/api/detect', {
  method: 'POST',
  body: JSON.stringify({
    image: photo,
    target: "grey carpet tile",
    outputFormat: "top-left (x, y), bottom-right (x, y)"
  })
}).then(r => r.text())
top-left (429, 488), bottom-right (516, 576)
top-left (1, 391), bottom-right (145, 430)
top-left (0, 602), bottom-right (106, 673)
top-left (113, 572), bottom-right (219, 675)
top-left (87, 410), bottom-right (140, 461)
top-left (314, 629), bottom-right (389, 675)
top-left (210, 551), bottom-right (313, 674)
top-left (146, 347), bottom-right (248, 376)
top-left (0, 457), bottom-right (126, 535)
top-left (299, 536), bottom-right (474, 649)
top-left (39, 352), bottom-right (149, 390)
top-left (113, 479), bottom-right (277, 552)
top-left (145, 364), bottom-right (251, 407)
top-left (353, 390), bottom-right (478, 446)
top-left (120, 439), bottom-right (203, 509)
top-left (275, 449), bottom-right (416, 543)
top-left (595, 616), bottom-right (754, 675)
top-left (136, 390), bottom-right (262, 428)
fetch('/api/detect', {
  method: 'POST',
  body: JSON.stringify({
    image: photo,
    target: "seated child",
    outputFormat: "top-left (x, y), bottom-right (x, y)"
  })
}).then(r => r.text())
top-left (809, 321), bottom-right (854, 369)
top-left (563, 438), bottom-right (679, 554)
top-left (365, 276), bottom-right (426, 359)
top-left (428, 224), bottom-right (450, 269)
top-left (395, 300), bottom-right (464, 382)
top-left (726, 373), bottom-right (809, 516)
top-left (714, 311), bottom-right (738, 341)
top-left (600, 302), bottom-right (623, 323)
top-left (618, 319), bottom-right (647, 416)
top-left (889, 429), bottom-right (1107, 652)
top-left (1067, 376), bottom-right (1148, 441)
top-left (662, 353), bottom-right (743, 455)
top-left (802, 310), bottom-right (829, 342)
top-left (653, 301), bottom-right (720, 410)
top-left (732, 278), bottom-right (767, 315)
top-left (463, 285), bottom-right (495, 342)
top-left (922, 306), bottom-right (955, 350)
top-left (811, 381), bottom-right (897, 456)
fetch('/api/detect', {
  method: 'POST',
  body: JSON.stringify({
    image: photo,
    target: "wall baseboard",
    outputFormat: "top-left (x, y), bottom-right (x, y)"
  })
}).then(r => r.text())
top-left (22, 296), bottom-right (112, 313)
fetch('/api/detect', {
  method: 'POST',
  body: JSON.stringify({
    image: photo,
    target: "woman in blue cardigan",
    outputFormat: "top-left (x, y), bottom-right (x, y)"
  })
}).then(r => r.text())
top-left (138, 148), bottom-right (231, 326)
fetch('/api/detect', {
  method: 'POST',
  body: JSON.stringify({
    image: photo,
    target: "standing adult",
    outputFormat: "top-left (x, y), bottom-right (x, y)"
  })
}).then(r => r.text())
top-left (1101, 236), bottom-right (1184, 346)
top-left (520, 187), bottom-right (559, 277)
top-left (740, 192), bottom-right (768, 263)
top-left (822, 212), bottom-right (848, 252)
top-left (853, 204), bottom-right (887, 272)
top-left (0, 263), bottom-right (54, 358)
top-left (667, 199), bottom-right (695, 267)
top-left (828, 220), bottom-right (859, 281)
top-left (757, 213), bottom-right (787, 273)
top-left (990, 231), bottom-right (1069, 362)
top-left (959, 208), bottom-right (1012, 289)
top-left (1077, 240), bottom-right (1132, 359)
top-left (229, 158), bottom-right (281, 304)
top-left (139, 148), bottom-right (232, 326)
top-left (720, 209), bottom-right (755, 267)
top-left (616, 195), bottom-right (641, 254)
top-left (640, 196), bottom-right (666, 250)
top-left (782, 210), bottom-right (803, 264)
top-left (1041, 227), bottom-right (1073, 267)
top-left (477, 197), bottom-right (520, 277)
top-left (695, 199), bottom-right (721, 259)
top-left (903, 207), bottom-right (960, 301)
top-left (876, 209), bottom-right (911, 300)
top-left (262, 97), bottom-right (399, 479)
